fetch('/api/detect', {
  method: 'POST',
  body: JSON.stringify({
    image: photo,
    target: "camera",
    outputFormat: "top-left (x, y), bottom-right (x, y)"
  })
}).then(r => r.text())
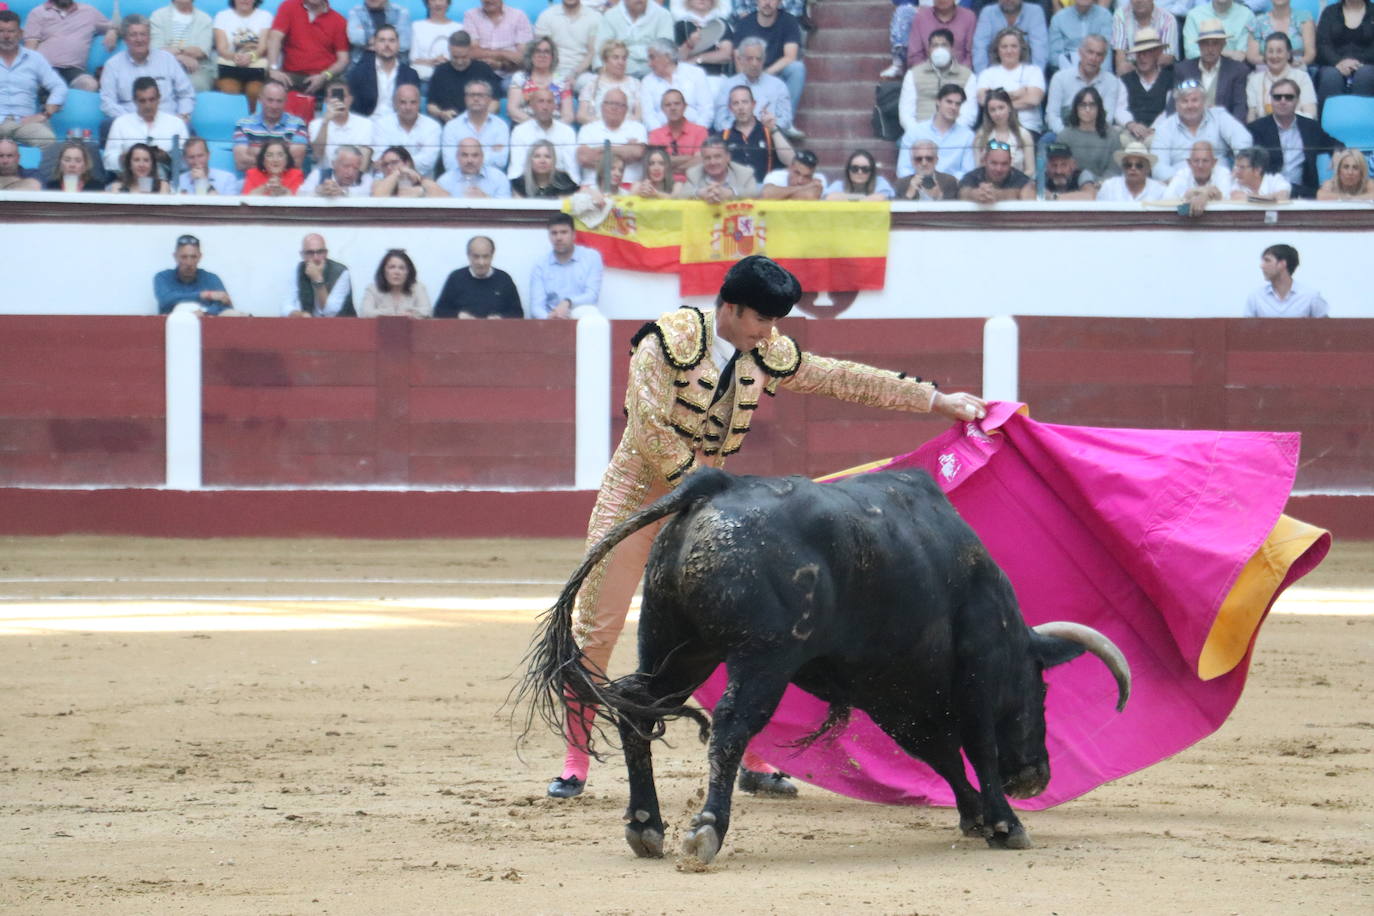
top-left (922, 175), bottom-right (935, 189)
top-left (329, 87), bottom-right (345, 102)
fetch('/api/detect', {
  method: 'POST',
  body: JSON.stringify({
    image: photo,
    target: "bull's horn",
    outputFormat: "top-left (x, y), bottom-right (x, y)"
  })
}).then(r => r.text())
top-left (1033, 621), bottom-right (1132, 712)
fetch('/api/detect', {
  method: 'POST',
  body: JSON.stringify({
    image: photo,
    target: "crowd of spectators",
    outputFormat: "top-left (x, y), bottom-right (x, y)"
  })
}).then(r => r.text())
top-left (152, 212), bottom-right (599, 317)
top-left (1, 0), bottom-right (1371, 204)
top-left (882, 0), bottom-right (1374, 202)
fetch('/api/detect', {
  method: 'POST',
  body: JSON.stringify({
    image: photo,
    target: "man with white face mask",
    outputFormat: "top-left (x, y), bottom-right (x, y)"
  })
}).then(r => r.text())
top-left (899, 28), bottom-right (973, 135)
top-left (906, 0), bottom-right (975, 70)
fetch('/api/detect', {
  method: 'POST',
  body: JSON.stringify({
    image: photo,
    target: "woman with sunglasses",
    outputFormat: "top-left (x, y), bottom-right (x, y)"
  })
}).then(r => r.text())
top-left (1246, 33), bottom-right (1318, 121)
top-left (359, 249), bottom-right (432, 318)
top-left (972, 87), bottom-right (1036, 178)
top-left (509, 38), bottom-right (576, 124)
top-left (106, 143), bottom-right (172, 194)
top-left (973, 28), bottom-right (1045, 133)
top-left (1316, 147), bottom-right (1374, 199)
top-left (1056, 86), bottom-right (1123, 180)
top-left (824, 150), bottom-right (894, 201)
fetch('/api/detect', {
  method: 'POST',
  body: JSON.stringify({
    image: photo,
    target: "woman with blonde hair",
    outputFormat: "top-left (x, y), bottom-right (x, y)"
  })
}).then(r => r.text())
top-left (630, 145), bottom-right (675, 197)
top-left (972, 87), bottom-right (1037, 178)
top-left (513, 139), bottom-right (580, 198)
top-left (508, 37), bottom-right (576, 124)
top-left (1316, 148), bottom-right (1374, 200)
top-left (578, 40), bottom-right (642, 125)
top-left (972, 27), bottom-right (1045, 133)
top-left (44, 140), bottom-right (99, 192)
top-left (359, 249), bottom-right (432, 318)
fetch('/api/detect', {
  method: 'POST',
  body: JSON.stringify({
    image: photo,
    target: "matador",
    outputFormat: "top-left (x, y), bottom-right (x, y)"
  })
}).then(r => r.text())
top-left (548, 255), bottom-right (988, 799)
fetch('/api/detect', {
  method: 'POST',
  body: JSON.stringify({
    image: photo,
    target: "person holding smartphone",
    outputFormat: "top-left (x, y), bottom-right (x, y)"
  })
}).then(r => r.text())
top-left (894, 139), bottom-right (958, 201)
top-left (308, 79), bottom-right (376, 169)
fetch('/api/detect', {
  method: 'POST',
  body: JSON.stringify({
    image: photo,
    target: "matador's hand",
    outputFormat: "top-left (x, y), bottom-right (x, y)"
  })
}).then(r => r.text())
top-left (932, 391), bottom-right (988, 422)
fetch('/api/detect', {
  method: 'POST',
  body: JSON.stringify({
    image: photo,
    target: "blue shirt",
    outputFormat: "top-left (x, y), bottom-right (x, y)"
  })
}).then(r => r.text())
top-left (154, 268), bottom-right (228, 315)
top-left (232, 110), bottom-right (310, 149)
top-left (99, 48), bottom-right (196, 119)
top-left (712, 72), bottom-right (793, 131)
top-left (899, 117), bottom-right (976, 179)
top-left (346, 1), bottom-right (413, 61)
top-left (436, 164), bottom-right (511, 198)
top-left (440, 111), bottom-right (511, 173)
top-left (0, 47), bottom-right (67, 119)
top-left (175, 168), bottom-right (242, 196)
top-left (529, 246), bottom-right (604, 318)
top-left (971, 2), bottom-right (1049, 72)
top-left (1048, 5), bottom-right (1114, 70)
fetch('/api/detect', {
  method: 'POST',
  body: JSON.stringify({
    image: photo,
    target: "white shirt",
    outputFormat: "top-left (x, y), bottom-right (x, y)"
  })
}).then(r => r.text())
top-left (710, 311), bottom-right (736, 372)
top-left (508, 117), bottom-right (579, 178)
top-left (281, 266), bottom-right (353, 317)
top-left (1166, 163), bottom-right (1233, 197)
top-left (1275, 117), bottom-right (1305, 185)
top-left (103, 110), bottom-right (189, 171)
top-left (373, 61), bottom-right (400, 120)
top-left (576, 118), bottom-right (648, 183)
top-left (371, 111), bottom-right (443, 176)
top-left (534, 3), bottom-right (602, 82)
top-left (966, 64), bottom-right (1046, 132)
top-left (308, 113), bottom-right (376, 165)
top-left (1094, 174), bottom-right (1167, 202)
top-left (1233, 172), bottom-right (1291, 198)
top-left (1245, 281), bottom-right (1328, 318)
top-left (410, 19), bottom-right (462, 80)
top-left (299, 168), bottom-right (375, 196)
top-left (638, 62), bottom-right (711, 131)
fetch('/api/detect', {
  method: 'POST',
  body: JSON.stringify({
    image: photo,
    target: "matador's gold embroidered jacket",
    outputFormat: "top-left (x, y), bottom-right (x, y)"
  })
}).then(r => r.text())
top-left (624, 305), bottom-right (939, 485)
top-left (573, 305), bottom-right (940, 647)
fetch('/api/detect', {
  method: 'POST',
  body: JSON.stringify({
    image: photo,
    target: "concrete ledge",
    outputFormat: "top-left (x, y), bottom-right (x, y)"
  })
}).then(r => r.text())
top-left (0, 488), bottom-right (1366, 541)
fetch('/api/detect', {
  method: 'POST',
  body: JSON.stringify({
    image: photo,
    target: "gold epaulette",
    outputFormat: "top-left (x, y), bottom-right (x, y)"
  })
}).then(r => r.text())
top-left (751, 332), bottom-right (802, 378)
top-left (629, 306), bottom-right (708, 370)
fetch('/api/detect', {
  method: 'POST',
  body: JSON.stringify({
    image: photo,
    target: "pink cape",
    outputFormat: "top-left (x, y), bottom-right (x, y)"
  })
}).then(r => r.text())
top-left (693, 402), bottom-right (1330, 809)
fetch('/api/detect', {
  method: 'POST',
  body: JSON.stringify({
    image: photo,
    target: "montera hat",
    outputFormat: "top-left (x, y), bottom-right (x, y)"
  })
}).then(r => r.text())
top-left (719, 255), bottom-right (801, 319)
top-left (1195, 18), bottom-right (1228, 42)
top-left (1129, 27), bottom-right (1167, 54)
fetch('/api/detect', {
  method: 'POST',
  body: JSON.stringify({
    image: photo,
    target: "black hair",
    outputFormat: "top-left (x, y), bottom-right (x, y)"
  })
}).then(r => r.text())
top-left (548, 212), bottom-right (575, 230)
top-left (255, 137), bottom-right (292, 173)
top-left (1067, 85), bottom-right (1107, 137)
top-left (376, 248), bottom-right (418, 294)
top-left (1263, 244), bottom-right (1299, 275)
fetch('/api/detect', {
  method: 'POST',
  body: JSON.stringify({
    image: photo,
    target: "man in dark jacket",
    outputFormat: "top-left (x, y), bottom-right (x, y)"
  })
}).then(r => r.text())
top-left (1247, 77), bottom-right (1343, 198)
top-left (347, 24), bottom-right (419, 118)
top-left (1171, 18), bottom-right (1247, 124)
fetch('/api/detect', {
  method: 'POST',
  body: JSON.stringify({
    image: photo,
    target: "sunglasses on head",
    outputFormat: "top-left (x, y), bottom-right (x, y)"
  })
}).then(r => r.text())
top-left (176, 234), bottom-right (200, 247)
top-left (1175, 79), bottom-right (1201, 91)
top-left (986, 140), bottom-right (1012, 152)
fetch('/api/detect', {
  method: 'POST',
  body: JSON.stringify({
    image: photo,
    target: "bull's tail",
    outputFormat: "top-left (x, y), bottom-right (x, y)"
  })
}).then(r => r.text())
top-left (515, 468), bottom-right (733, 757)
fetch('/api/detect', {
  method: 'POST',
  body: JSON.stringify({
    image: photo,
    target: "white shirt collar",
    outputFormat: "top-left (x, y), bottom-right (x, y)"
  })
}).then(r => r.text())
top-left (711, 309), bottom-right (737, 372)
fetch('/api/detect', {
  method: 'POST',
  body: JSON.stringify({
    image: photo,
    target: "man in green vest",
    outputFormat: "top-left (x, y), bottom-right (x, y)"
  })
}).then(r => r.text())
top-left (283, 233), bottom-right (357, 317)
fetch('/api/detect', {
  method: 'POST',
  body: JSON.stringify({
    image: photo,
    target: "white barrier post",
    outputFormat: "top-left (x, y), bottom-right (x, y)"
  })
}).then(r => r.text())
top-left (164, 310), bottom-right (202, 489)
top-left (982, 315), bottom-right (1018, 403)
top-left (573, 308), bottom-right (611, 489)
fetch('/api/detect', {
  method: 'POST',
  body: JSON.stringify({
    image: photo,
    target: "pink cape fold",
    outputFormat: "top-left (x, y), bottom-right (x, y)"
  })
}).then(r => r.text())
top-left (692, 402), bottom-right (1330, 809)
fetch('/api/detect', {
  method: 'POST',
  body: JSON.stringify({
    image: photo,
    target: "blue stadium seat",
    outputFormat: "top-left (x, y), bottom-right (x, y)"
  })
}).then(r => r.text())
top-left (1321, 96), bottom-right (1374, 151)
top-left (8, 0), bottom-right (48, 24)
top-left (1316, 152), bottom-right (1332, 184)
top-left (190, 91), bottom-right (251, 144)
top-left (399, 0), bottom-right (431, 22)
top-left (207, 139), bottom-right (241, 176)
top-left (87, 38), bottom-right (123, 75)
top-left (113, 0), bottom-right (166, 21)
top-left (18, 145), bottom-right (43, 170)
top-left (1290, 0), bottom-right (1321, 19)
top-left (50, 88), bottom-right (105, 141)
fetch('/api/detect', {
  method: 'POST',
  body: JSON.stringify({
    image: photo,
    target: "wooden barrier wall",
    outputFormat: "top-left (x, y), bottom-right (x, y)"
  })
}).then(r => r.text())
top-left (1018, 318), bottom-right (1372, 493)
top-left (0, 317), bottom-right (165, 486)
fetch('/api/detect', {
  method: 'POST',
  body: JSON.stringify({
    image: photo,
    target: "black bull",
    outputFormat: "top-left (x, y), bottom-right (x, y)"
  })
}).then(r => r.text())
top-left (520, 468), bottom-right (1131, 864)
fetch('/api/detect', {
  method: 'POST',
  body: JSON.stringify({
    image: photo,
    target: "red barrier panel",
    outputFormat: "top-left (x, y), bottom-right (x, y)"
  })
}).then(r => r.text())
top-left (0, 317), bottom-right (165, 486)
top-left (1017, 318), bottom-right (1374, 492)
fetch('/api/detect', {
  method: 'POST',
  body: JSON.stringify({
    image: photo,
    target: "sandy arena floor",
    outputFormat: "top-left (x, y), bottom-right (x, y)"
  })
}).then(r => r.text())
top-left (0, 536), bottom-right (1370, 915)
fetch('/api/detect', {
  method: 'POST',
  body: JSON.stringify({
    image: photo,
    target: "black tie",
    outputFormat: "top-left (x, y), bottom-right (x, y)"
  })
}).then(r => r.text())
top-left (711, 351), bottom-right (740, 407)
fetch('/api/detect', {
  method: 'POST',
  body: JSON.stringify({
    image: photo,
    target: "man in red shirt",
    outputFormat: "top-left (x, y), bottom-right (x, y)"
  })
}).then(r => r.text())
top-left (646, 88), bottom-right (706, 179)
top-left (266, 0), bottom-right (350, 96)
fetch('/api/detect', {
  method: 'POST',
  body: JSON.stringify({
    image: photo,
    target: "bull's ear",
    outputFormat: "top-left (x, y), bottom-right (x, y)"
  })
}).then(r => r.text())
top-left (1031, 633), bottom-right (1087, 669)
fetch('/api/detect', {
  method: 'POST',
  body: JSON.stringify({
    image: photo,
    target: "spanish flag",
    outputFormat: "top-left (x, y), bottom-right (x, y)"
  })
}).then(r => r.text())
top-left (569, 198), bottom-right (889, 296)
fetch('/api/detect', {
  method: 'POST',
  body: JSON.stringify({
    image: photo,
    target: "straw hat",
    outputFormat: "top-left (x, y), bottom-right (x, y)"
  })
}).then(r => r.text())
top-left (1195, 18), bottom-right (1229, 42)
top-left (1113, 140), bottom-right (1159, 169)
top-left (1129, 27), bottom-right (1167, 54)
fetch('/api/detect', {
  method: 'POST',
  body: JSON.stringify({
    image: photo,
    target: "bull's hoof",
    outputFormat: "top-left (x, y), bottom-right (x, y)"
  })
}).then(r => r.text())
top-left (683, 812), bottom-right (721, 864)
top-left (985, 821), bottom-right (1033, 850)
top-left (958, 815), bottom-right (985, 838)
top-left (625, 823), bottom-right (665, 858)
top-left (737, 767), bottom-right (799, 797)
